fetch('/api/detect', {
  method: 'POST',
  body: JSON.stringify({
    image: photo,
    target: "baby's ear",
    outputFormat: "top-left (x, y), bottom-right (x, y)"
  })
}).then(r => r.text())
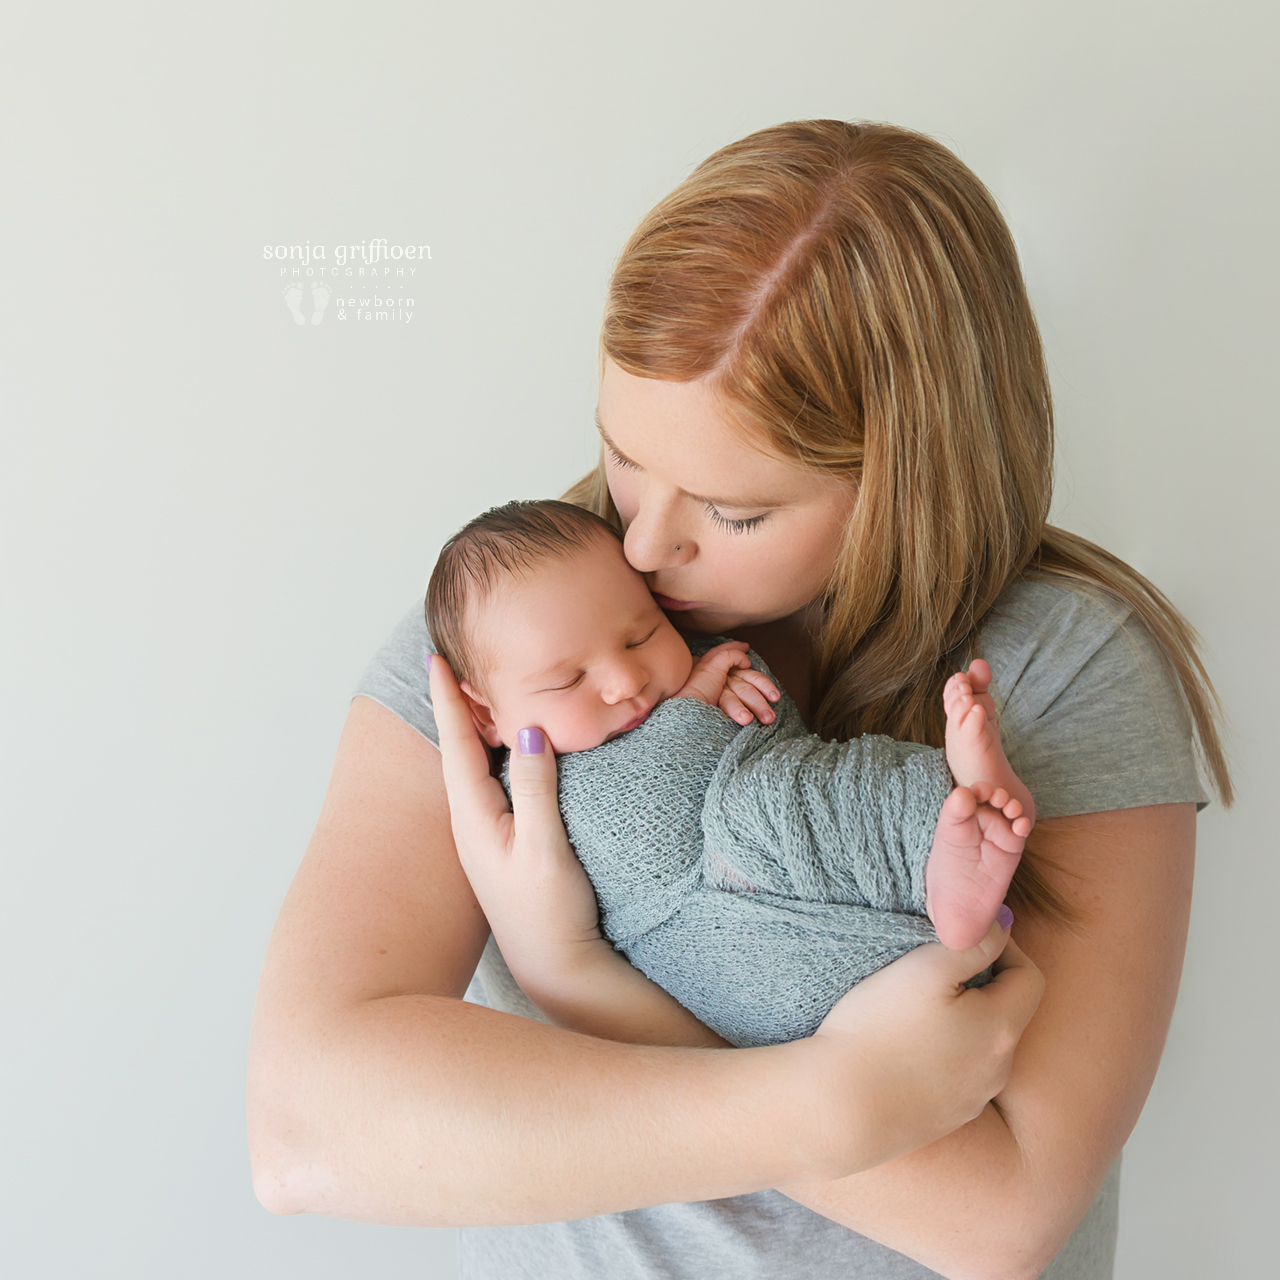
top-left (458, 680), bottom-right (505, 749)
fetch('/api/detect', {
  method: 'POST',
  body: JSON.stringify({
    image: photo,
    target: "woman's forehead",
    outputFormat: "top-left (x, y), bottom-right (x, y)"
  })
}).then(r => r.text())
top-left (597, 360), bottom-right (810, 507)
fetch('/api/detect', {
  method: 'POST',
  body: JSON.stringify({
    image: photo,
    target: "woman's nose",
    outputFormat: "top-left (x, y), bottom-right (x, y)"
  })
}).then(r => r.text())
top-left (623, 491), bottom-right (695, 573)
top-left (599, 657), bottom-right (647, 705)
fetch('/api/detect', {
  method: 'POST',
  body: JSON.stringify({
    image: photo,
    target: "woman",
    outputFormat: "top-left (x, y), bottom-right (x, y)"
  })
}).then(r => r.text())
top-left (248, 121), bottom-right (1226, 1279)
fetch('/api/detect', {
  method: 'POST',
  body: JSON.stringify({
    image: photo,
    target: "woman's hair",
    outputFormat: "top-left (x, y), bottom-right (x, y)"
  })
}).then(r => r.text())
top-left (565, 119), bottom-right (1231, 920)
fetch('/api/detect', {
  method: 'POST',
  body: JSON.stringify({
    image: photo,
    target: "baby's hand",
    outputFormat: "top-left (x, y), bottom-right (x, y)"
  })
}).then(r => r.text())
top-left (675, 641), bottom-right (780, 726)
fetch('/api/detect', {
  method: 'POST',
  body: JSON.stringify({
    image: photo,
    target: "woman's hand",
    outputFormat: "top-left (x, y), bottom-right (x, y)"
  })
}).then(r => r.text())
top-left (430, 654), bottom-right (726, 1045)
top-left (803, 921), bottom-right (1044, 1176)
top-left (430, 654), bottom-right (605, 978)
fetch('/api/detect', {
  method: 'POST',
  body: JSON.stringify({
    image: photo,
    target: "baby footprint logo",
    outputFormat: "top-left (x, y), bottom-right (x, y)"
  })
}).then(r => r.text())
top-left (310, 279), bottom-right (331, 325)
top-left (282, 280), bottom-right (306, 326)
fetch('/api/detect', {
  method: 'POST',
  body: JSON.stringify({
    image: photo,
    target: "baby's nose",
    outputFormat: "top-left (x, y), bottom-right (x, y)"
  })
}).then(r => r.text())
top-left (600, 659), bottom-right (646, 704)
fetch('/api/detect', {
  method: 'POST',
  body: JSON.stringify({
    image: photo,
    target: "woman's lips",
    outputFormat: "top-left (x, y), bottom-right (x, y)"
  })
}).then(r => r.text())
top-left (652, 593), bottom-right (708, 612)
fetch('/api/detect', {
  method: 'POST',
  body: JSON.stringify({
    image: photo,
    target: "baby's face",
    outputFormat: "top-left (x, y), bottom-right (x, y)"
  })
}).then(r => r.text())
top-left (465, 536), bottom-right (695, 754)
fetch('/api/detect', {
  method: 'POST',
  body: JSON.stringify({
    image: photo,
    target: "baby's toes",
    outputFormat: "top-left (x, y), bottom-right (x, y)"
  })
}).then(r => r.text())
top-left (959, 699), bottom-right (986, 735)
top-left (1001, 796), bottom-right (1023, 821)
top-left (986, 785), bottom-right (1010, 810)
top-left (966, 658), bottom-right (993, 692)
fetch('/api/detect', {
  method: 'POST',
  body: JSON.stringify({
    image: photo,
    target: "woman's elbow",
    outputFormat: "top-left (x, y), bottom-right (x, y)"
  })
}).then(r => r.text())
top-left (246, 1044), bottom-right (332, 1217)
top-left (976, 1195), bottom-right (1101, 1280)
top-left (947, 1238), bottom-right (1073, 1280)
top-left (250, 1145), bottom-right (335, 1217)
top-left (247, 1097), bottom-right (321, 1216)
top-left (931, 1180), bottom-right (1103, 1280)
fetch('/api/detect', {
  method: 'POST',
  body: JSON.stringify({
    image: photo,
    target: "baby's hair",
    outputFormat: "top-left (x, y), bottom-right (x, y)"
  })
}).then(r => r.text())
top-left (426, 499), bottom-right (624, 688)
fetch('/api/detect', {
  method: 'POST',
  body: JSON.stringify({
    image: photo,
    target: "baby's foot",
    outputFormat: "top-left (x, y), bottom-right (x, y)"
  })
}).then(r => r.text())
top-left (282, 280), bottom-right (306, 325)
top-left (943, 659), bottom-right (1035, 826)
top-left (925, 781), bottom-right (1028, 950)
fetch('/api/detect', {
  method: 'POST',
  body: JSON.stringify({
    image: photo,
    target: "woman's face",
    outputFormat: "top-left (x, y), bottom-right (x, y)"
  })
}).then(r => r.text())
top-left (597, 359), bottom-right (856, 636)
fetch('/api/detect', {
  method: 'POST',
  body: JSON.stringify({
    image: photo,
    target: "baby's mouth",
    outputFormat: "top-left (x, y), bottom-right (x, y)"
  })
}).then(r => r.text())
top-left (611, 704), bottom-right (655, 737)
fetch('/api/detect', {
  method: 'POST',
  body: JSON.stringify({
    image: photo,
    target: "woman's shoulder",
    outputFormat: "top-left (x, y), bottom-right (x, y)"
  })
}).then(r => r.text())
top-left (979, 578), bottom-right (1133, 721)
top-left (352, 603), bottom-right (439, 748)
top-left (978, 576), bottom-right (1208, 820)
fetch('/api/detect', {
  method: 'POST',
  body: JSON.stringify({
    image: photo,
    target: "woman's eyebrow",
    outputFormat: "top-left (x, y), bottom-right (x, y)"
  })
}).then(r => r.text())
top-left (595, 416), bottom-right (787, 510)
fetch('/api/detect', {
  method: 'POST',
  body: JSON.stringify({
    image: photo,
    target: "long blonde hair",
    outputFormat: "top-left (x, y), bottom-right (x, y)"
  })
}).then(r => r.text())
top-left (566, 120), bottom-right (1231, 919)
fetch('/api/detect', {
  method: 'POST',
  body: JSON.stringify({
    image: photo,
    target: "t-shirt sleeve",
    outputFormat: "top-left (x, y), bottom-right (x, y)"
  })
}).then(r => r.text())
top-left (979, 580), bottom-right (1209, 820)
top-left (352, 603), bottom-right (440, 748)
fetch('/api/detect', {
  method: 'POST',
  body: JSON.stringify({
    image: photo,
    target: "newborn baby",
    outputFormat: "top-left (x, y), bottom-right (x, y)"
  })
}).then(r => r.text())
top-left (427, 500), bottom-right (1034, 1047)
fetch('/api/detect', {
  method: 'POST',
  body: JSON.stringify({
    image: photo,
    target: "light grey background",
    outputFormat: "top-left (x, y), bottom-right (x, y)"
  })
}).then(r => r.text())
top-left (2, 2), bottom-right (1275, 1277)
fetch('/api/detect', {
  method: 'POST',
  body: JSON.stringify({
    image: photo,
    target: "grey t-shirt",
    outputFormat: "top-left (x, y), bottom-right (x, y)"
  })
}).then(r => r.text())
top-left (354, 577), bottom-right (1207, 1280)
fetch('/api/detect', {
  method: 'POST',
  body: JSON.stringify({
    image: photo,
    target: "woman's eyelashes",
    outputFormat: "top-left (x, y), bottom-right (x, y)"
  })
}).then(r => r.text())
top-left (606, 443), bottom-right (767, 533)
top-left (705, 503), bottom-right (768, 534)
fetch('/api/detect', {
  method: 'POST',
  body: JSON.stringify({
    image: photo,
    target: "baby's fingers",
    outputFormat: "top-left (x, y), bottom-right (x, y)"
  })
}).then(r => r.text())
top-left (696, 643), bottom-right (752, 674)
top-left (718, 685), bottom-right (756, 726)
top-left (735, 668), bottom-right (780, 703)
top-left (430, 653), bottom-right (511, 830)
top-left (725, 673), bottom-right (776, 725)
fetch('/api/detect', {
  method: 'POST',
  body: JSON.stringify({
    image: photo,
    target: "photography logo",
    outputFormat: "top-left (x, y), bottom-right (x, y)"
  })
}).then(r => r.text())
top-left (266, 239), bottom-right (430, 326)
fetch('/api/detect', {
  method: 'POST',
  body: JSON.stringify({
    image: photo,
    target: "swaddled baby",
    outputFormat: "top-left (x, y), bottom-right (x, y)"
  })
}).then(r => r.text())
top-left (427, 500), bottom-right (1034, 1047)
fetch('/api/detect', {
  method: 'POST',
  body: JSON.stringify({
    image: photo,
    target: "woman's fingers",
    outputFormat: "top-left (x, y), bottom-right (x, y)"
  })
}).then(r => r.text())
top-left (931, 917), bottom-right (1037, 998)
top-left (429, 653), bottom-right (510, 830)
top-left (969, 927), bottom-right (1044, 1037)
top-left (505, 727), bottom-right (565, 839)
top-left (807, 918), bottom-right (1044, 1171)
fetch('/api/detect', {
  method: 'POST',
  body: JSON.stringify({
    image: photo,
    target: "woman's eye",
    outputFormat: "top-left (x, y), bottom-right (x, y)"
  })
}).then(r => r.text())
top-left (607, 447), bottom-right (638, 472)
top-left (705, 504), bottom-right (768, 534)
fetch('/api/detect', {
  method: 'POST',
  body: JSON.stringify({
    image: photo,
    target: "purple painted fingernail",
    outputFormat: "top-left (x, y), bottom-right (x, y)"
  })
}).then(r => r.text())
top-left (426, 653), bottom-right (433, 673)
top-left (517, 727), bottom-right (545, 755)
top-left (997, 904), bottom-right (1014, 931)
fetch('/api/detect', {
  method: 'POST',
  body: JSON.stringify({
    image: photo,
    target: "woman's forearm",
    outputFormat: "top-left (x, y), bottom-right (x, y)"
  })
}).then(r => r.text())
top-left (249, 989), bottom-right (851, 1224)
top-left (779, 1106), bottom-right (1070, 1280)
top-left (522, 937), bottom-right (730, 1048)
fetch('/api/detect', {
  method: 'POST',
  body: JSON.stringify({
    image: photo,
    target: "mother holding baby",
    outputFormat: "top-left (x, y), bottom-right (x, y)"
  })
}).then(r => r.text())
top-left (248, 121), bottom-right (1226, 1279)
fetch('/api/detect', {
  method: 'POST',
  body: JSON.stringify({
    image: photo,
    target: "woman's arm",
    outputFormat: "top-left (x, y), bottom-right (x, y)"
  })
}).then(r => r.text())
top-left (779, 802), bottom-right (1196, 1280)
top-left (246, 695), bottom-right (1041, 1226)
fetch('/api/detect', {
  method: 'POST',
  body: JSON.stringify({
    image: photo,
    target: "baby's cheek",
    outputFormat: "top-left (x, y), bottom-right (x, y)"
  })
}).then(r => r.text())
top-left (658, 634), bottom-right (695, 692)
top-left (539, 702), bottom-right (611, 755)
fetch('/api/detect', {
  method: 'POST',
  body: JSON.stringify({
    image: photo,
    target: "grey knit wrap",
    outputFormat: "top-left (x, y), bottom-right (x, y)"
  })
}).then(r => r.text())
top-left (504, 650), bottom-right (955, 1048)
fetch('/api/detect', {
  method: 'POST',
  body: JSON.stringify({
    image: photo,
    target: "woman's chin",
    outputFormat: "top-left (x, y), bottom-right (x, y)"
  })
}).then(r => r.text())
top-left (668, 607), bottom-right (743, 635)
